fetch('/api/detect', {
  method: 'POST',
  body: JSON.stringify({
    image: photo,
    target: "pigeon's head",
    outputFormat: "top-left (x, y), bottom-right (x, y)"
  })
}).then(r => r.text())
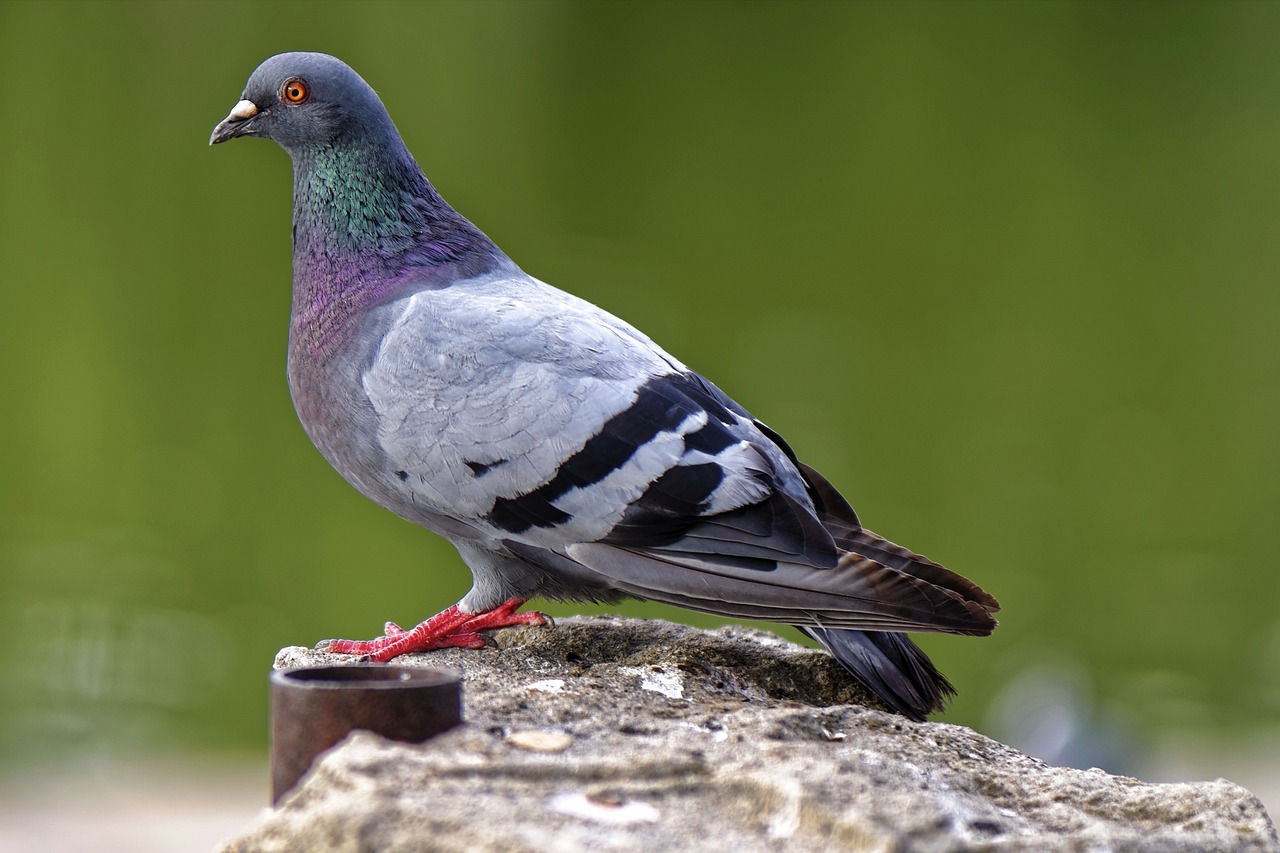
top-left (210, 52), bottom-right (394, 154)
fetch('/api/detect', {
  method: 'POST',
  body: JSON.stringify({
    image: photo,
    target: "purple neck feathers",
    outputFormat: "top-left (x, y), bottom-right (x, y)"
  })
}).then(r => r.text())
top-left (288, 137), bottom-right (508, 359)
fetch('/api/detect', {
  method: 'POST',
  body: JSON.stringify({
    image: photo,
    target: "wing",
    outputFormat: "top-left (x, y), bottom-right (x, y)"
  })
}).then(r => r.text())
top-left (549, 386), bottom-right (997, 636)
top-left (361, 273), bottom-right (825, 556)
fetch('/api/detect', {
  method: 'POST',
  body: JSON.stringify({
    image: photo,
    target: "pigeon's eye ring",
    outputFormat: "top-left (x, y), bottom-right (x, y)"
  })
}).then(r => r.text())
top-left (281, 78), bottom-right (310, 105)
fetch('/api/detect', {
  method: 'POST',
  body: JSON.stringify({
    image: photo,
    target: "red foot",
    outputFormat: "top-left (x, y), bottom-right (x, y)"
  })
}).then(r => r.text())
top-left (315, 597), bottom-right (547, 662)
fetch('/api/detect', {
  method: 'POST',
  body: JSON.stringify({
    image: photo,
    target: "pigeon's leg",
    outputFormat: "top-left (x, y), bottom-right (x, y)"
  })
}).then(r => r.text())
top-left (316, 598), bottom-right (547, 661)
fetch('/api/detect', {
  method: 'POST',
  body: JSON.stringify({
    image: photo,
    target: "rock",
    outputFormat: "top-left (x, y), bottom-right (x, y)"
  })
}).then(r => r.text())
top-left (217, 616), bottom-right (1278, 852)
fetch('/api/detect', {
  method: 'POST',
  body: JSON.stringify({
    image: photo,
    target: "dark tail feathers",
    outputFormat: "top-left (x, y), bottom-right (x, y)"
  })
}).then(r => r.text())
top-left (800, 625), bottom-right (955, 722)
top-left (791, 459), bottom-right (994, 719)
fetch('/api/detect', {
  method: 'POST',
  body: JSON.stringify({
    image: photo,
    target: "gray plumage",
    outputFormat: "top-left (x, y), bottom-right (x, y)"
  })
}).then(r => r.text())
top-left (211, 52), bottom-right (999, 720)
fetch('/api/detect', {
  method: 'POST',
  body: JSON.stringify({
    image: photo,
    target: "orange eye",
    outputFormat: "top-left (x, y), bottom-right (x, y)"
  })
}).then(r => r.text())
top-left (282, 78), bottom-right (309, 104)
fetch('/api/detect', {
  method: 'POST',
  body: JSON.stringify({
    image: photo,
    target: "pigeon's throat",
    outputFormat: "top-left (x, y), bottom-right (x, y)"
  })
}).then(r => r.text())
top-left (287, 144), bottom-right (502, 360)
top-left (290, 142), bottom-right (500, 275)
top-left (291, 145), bottom-right (424, 258)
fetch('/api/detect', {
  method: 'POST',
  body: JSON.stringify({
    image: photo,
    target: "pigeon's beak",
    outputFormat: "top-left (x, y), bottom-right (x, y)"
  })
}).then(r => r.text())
top-left (210, 99), bottom-right (262, 145)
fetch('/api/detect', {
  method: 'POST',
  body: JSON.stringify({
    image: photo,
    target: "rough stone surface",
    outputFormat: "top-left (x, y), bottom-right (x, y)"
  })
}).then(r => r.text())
top-left (218, 616), bottom-right (1278, 852)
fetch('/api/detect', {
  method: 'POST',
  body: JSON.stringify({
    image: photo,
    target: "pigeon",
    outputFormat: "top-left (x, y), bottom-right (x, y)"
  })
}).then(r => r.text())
top-left (211, 52), bottom-right (999, 721)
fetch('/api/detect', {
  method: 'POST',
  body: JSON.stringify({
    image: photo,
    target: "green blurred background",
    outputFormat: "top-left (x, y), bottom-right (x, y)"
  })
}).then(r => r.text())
top-left (2, 0), bottom-right (1279, 781)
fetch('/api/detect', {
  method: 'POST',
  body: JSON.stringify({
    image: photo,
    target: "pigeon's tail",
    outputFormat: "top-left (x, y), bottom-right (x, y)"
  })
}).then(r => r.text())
top-left (799, 626), bottom-right (954, 721)
top-left (796, 461), bottom-right (1001, 621)
top-left (796, 461), bottom-right (998, 719)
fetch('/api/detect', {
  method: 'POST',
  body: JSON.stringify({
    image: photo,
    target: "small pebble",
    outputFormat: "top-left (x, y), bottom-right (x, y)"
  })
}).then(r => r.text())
top-left (525, 679), bottom-right (566, 693)
top-left (548, 792), bottom-right (660, 824)
top-left (507, 730), bottom-right (573, 752)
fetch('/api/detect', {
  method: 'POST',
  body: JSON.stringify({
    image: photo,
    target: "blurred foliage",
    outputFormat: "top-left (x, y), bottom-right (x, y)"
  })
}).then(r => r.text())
top-left (2, 0), bottom-right (1279, 766)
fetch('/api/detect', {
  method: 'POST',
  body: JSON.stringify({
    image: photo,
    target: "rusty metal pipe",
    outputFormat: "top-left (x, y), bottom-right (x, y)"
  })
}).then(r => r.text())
top-left (270, 665), bottom-right (463, 804)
